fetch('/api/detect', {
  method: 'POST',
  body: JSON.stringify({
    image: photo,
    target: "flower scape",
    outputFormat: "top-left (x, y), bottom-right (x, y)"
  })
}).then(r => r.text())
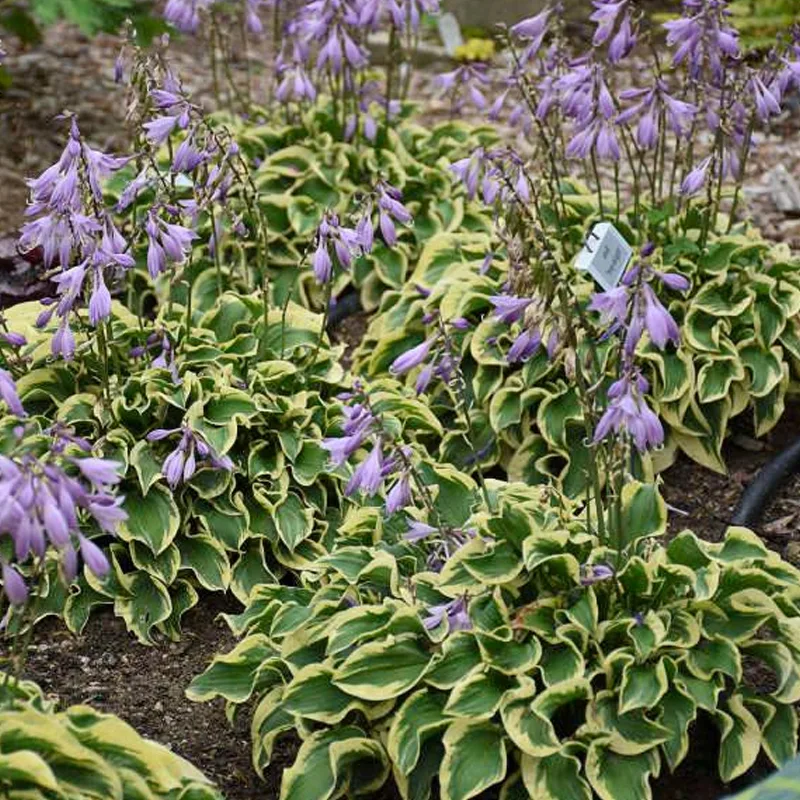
top-left (2, 0), bottom-right (800, 798)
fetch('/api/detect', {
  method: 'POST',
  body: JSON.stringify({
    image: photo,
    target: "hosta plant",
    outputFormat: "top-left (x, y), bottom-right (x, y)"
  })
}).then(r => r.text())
top-left (189, 485), bottom-right (800, 800)
top-left (161, 108), bottom-right (499, 312)
top-left (350, 0), bottom-right (800, 489)
top-left (3, 290), bottom-right (446, 642)
top-left (354, 195), bottom-right (800, 489)
top-left (0, 678), bottom-right (221, 799)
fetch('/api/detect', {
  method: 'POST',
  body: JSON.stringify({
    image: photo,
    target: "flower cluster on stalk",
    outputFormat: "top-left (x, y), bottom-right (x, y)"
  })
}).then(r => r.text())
top-left (311, 180), bottom-right (412, 286)
top-left (0, 381), bottom-right (126, 607)
top-left (147, 424), bottom-right (234, 489)
top-left (321, 384), bottom-right (415, 510)
top-left (588, 244), bottom-right (690, 451)
top-left (20, 117), bottom-right (132, 359)
top-left (163, 0), bottom-right (266, 35)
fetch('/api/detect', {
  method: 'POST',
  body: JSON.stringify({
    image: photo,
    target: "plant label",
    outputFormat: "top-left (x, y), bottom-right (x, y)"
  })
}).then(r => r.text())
top-left (437, 12), bottom-right (464, 56)
top-left (574, 222), bottom-right (632, 291)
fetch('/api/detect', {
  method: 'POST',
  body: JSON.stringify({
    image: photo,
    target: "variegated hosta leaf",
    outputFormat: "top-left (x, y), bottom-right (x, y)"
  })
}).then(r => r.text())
top-left (279, 726), bottom-right (389, 800)
top-left (332, 635), bottom-right (432, 701)
top-left (520, 745), bottom-right (591, 800)
top-left (440, 719), bottom-right (507, 800)
top-left (584, 741), bottom-right (660, 800)
top-left (0, 689), bottom-right (221, 799)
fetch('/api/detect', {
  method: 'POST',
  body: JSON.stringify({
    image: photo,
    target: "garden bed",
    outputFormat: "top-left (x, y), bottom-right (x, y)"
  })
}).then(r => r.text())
top-left (3, 3), bottom-right (800, 800)
top-left (15, 400), bottom-right (800, 800)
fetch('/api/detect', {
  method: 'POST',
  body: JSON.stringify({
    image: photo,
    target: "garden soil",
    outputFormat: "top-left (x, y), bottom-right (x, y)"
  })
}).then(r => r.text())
top-left (3, 17), bottom-right (800, 800)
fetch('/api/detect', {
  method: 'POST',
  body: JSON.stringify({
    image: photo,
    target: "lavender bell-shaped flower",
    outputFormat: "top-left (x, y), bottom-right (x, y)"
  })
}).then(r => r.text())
top-left (147, 425), bottom-right (232, 488)
top-left (423, 596), bottom-right (472, 632)
top-left (641, 284), bottom-right (679, 348)
top-left (489, 295), bottom-right (532, 324)
top-left (581, 563), bottom-right (615, 586)
top-left (507, 328), bottom-right (541, 364)
top-left (594, 374), bottom-right (664, 452)
top-left (0, 370), bottom-right (26, 417)
top-left (404, 519), bottom-right (438, 542)
top-left (345, 443), bottom-right (385, 497)
top-left (2, 563), bottom-right (28, 606)
top-left (680, 156), bottom-right (712, 196)
top-left (385, 472), bottom-right (411, 514)
top-left (390, 339), bottom-right (433, 375)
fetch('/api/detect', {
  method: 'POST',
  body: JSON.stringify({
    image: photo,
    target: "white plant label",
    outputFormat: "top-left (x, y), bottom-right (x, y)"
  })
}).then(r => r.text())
top-left (437, 12), bottom-right (464, 56)
top-left (574, 222), bottom-right (632, 291)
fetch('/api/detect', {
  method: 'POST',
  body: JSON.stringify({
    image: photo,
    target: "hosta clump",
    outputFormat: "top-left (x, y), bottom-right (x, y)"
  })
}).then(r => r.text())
top-left (190, 487), bottom-right (800, 800)
top-left (2, 293), bottom-right (339, 641)
top-left (355, 189), bottom-right (800, 489)
top-left (213, 111), bottom-right (498, 310)
top-left (0, 678), bottom-right (221, 799)
top-left (3, 288), bottom-right (446, 642)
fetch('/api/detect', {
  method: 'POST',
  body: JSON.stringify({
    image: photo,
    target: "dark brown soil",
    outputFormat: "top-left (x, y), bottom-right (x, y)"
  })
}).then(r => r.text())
top-left (330, 309), bottom-right (371, 368)
top-left (22, 596), bottom-right (271, 800)
top-left (663, 405), bottom-right (800, 559)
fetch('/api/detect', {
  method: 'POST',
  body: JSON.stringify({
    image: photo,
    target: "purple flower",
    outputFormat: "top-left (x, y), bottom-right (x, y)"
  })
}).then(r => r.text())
top-left (589, 286), bottom-right (629, 325)
top-left (511, 8), bottom-right (550, 40)
top-left (0, 332), bottom-right (26, 348)
top-left (143, 115), bottom-right (181, 146)
top-left (51, 322), bottom-right (76, 361)
top-left (74, 457), bottom-right (123, 486)
top-left (148, 425), bottom-right (232, 488)
top-left (751, 76), bottom-right (781, 122)
top-left (78, 534), bottom-right (110, 578)
top-left (608, 14), bottom-right (635, 62)
top-left (591, 0), bottom-right (626, 46)
top-left (507, 329), bottom-right (541, 363)
top-left (655, 271), bottom-right (690, 292)
top-left (390, 339), bottom-right (433, 375)
top-left (663, 2), bottom-right (739, 82)
top-left (346, 444), bottom-right (384, 497)
top-left (2, 563), bottom-right (28, 605)
top-left (641, 284), bottom-right (679, 348)
top-left (164, 0), bottom-right (209, 33)
top-left (451, 150), bottom-right (485, 199)
top-left (88, 268), bottom-right (112, 326)
top-left (423, 596), bottom-right (471, 632)
top-left (88, 496), bottom-right (128, 532)
top-left (0, 370), bottom-right (26, 417)
top-left (146, 211), bottom-right (197, 278)
top-left (313, 243), bottom-right (333, 284)
top-left (490, 294), bottom-right (533, 324)
top-left (595, 122), bottom-right (620, 161)
top-left (414, 365), bottom-right (433, 395)
top-left (680, 156), bottom-right (712, 197)
top-left (0, 430), bottom-right (126, 581)
top-left (581, 563), bottom-right (615, 586)
top-left (385, 473), bottom-right (411, 514)
top-left (310, 212), bottom-right (364, 285)
top-left (594, 375), bottom-right (664, 452)
top-left (404, 520), bottom-right (438, 542)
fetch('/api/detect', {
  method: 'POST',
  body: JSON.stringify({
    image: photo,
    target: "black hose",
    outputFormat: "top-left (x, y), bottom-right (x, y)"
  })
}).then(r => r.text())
top-left (731, 437), bottom-right (800, 527)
